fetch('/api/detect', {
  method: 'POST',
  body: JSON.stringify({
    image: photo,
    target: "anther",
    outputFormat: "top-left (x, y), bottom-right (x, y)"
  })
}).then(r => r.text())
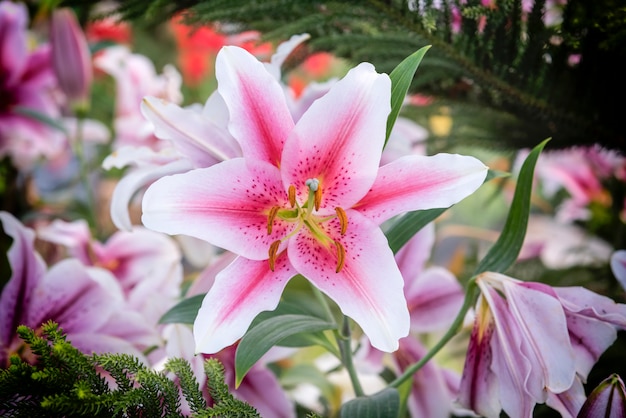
top-left (314, 184), bottom-right (322, 211)
top-left (335, 207), bottom-right (348, 235)
top-left (268, 240), bottom-right (281, 271)
top-left (267, 206), bottom-right (280, 235)
top-left (288, 185), bottom-right (297, 207)
top-left (334, 240), bottom-right (346, 273)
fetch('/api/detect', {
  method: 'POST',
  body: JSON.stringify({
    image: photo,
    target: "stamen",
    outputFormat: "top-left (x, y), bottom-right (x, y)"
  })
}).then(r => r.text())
top-left (334, 240), bottom-right (346, 273)
top-left (268, 240), bottom-right (281, 271)
top-left (335, 207), bottom-right (348, 235)
top-left (267, 206), bottom-right (280, 234)
top-left (288, 185), bottom-right (297, 207)
top-left (314, 184), bottom-right (322, 211)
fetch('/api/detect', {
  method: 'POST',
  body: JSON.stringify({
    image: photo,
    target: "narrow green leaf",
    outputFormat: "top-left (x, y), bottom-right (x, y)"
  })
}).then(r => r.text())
top-left (385, 208), bottom-right (446, 254)
top-left (11, 106), bottom-right (68, 134)
top-left (473, 138), bottom-right (550, 274)
top-left (235, 314), bottom-right (336, 386)
top-left (340, 387), bottom-right (400, 418)
top-left (386, 45), bottom-right (431, 145)
top-left (158, 294), bottom-right (205, 324)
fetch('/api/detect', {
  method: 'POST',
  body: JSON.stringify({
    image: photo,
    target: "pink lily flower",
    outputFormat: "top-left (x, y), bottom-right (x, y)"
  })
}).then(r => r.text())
top-left (102, 34), bottom-right (310, 231)
top-left (36, 218), bottom-right (183, 325)
top-left (0, 212), bottom-right (160, 367)
top-left (0, 1), bottom-right (64, 170)
top-left (458, 272), bottom-right (626, 418)
top-left (141, 45), bottom-right (488, 354)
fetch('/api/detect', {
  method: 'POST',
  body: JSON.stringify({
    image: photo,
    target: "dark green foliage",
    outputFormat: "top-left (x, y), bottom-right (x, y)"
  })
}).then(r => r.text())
top-left (0, 322), bottom-right (259, 417)
top-left (62, 0), bottom-right (625, 152)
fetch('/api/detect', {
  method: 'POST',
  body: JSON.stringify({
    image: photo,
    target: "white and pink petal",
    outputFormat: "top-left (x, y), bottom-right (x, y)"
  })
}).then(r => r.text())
top-left (193, 255), bottom-right (296, 354)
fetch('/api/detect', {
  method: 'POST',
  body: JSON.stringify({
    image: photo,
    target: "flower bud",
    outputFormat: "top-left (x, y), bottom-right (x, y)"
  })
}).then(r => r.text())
top-left (578, 374), bottom-right (626, 418)
top-left (50, 7), bottom-right (92, 113)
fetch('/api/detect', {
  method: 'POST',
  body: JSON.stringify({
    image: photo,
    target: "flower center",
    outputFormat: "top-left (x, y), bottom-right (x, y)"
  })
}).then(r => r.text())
top-left (266, 178), bottom-right (348, 273)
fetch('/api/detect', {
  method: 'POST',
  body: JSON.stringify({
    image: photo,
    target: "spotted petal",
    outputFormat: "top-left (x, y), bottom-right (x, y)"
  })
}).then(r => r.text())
top-left (193, 255), bottom-right (296, 354)
top-left (216, 46), bottom-right (294, 167)
top-left (288, 210), bottom-right (409, 352)
top-left (281, 62), bottom-right (391, 212)
top-left (355, 153), bottom-right (488, 224)
top-left (142, 158), bottom-right (292, 260)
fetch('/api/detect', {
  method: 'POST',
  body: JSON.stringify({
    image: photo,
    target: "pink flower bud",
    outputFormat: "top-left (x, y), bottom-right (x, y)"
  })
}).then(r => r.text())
top-left (578, 374), bottom-right (626, 418)
top-left (50, 8), bottom-right (92, 112)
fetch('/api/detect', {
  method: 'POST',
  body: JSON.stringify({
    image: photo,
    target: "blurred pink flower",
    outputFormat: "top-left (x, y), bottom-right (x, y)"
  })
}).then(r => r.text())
top-left (0, 212), bottom-right (159, 367)
top-left (37, 218), bottom-right (183, 325)
top-left (141, 45), bottom-right (487, 355)
top-left (458, 272), bottom-right (626, 418)
top-left (94, 45), bottom-right (183, 151)
top-left (0, 1), bottom-right (64, 170)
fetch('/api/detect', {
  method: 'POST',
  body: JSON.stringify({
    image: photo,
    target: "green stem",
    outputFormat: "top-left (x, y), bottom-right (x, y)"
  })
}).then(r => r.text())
top-left (309, 283), bottom-right (364, 397)
top-left (389, 279), bottom-right (479, 388)
top-left (338, 315), bottom-right (365, 398)
top-left (72, 113), bottom-right (97, 233)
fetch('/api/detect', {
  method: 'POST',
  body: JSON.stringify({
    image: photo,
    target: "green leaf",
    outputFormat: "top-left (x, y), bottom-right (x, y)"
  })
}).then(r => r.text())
top-left (340, 388), bottom-right (400, 418)
top-left (158, 294), bottom-right (205, 324)
top-left (385, 208), bottom-right (446, 254)
top-left (235, 314), bottom-right (336, 386)
top-left (11, 106), bottom-right (68, 134)
top-left (385, 45), bottom-right (431, 146)
top-left (473, 138), bottom-right (550, 275)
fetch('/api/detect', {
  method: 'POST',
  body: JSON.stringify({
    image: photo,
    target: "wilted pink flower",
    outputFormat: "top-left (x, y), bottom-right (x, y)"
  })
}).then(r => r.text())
top-left (141, 45), bottom-right (488, 354)
top-left (0, 1), bottom-right (64, 170)
top-left (0, 212), bottom-right (159, 367)
top-left (458, 272), bottom-right (626, 418)
top-left (50, 7), bottom-right (93, 111)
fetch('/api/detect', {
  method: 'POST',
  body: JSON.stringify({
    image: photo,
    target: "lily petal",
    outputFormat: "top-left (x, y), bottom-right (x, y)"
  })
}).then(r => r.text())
top-left (394, 222), bottom-right (435, 281)
top-left (111, 158), bottom-right (192, 231)
top-left (288, 210), bottom-right (409, 352)
top-left (500, 279), bottom-right (576, 394)
top-left (355, 153), bottom-right (488, 224)
top-left (405, 266), bottom-right (464, 333)
top-left (265, 33), bottom-right (310, 80)
top-left (193, 255), bottom-right (296, 354)
top-left (142, 158), bottom-right (291, 260)
top-left (457, 307), bottom-right (501, 418)
top-left (25, 260), bottom-right (118, 333)
top-left (216, 46), bottom-right (294, 166)
top-left (0, 212), bottom-right (46, 348)
top-left (141, 95), bottom-right (241, 166)
top-left (282, 63), bottom-right (391, 211)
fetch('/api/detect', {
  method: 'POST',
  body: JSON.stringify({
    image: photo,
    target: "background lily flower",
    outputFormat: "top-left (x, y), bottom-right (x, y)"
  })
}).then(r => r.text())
top-left (610, 250), bottom-right (626, 291)
top-left (458, 272), bottom-right (626, 418)
top-left (0, 212), bottom-right (159, 367)
top-left (142, 45), bottom-right (488, 354)
top-left (0, 0), bottom-right (64, 171)
top-left (37, 218), bottom-right (183, 325)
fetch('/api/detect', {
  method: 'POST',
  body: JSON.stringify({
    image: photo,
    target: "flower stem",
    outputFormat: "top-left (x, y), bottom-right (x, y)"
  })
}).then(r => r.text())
top-left (338, 315), bottom-right (365, 397)
top-left (308, 283), bottom-right (364, 397)
top-left (72, 113), bottom-right (97, 233)
top-left (389, 278), bottom-right (479, 388)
